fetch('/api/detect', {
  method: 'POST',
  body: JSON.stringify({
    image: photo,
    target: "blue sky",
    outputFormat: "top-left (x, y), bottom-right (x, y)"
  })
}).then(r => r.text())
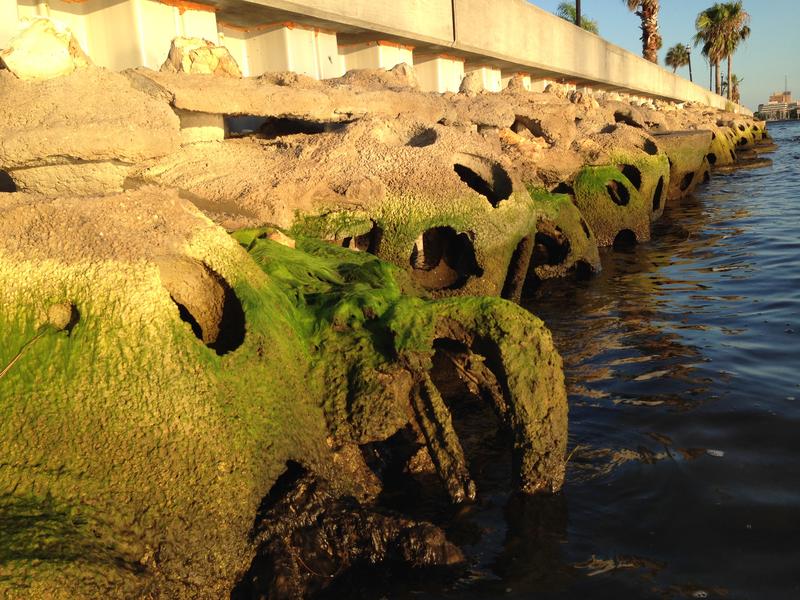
top-left (529, 1), bottom-right (800, 110)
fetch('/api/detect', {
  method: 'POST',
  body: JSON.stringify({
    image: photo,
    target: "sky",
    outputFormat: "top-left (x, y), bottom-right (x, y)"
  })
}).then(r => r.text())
top-left (529, 0), bottom-right (800, 110)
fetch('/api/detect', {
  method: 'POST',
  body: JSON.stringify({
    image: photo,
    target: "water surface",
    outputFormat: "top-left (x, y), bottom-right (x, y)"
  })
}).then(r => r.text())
top-left (356, 122), bottom-right (800, 600)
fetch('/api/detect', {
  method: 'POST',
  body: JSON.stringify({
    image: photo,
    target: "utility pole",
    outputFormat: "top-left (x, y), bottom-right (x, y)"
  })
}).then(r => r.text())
top-left (576, 0), bottom-right (582, 28)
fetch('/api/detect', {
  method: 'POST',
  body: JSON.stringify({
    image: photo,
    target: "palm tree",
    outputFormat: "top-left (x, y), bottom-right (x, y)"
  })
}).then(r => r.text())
top-left (694, 4), bottom-right (727, 95)
top-left (665, 43), bottom-right (693, 81)
top-left (722, 74), bottom-right (744, 104)
top-left (624, 0), bottom-right (662, 63)
top-left (719, 1), bottom-right (750, 101)
top-left (555, 2), bottom-right (599, 34)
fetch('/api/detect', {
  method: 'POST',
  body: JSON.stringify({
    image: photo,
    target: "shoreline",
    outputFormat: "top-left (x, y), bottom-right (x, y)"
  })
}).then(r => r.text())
top-left (0, 25), bottom-right (779, 599)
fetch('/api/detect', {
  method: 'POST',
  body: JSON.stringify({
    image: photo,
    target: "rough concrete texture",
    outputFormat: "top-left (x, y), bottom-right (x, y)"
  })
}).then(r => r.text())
top-left (0, 62), bottom-right (766, 291)
top-left (0, 68), bottom-right (180, 194)
top-left (652, 130), bottom-right (713, 204)
top-left (0, 188), bottom-right (568, 598)
top-left (0, 18), bottom-right (91, 81)
top-left (161, 37), bottom-right (242, 78)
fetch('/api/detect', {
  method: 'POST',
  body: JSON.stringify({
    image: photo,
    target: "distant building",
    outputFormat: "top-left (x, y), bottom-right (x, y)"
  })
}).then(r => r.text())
top-left (757, 90), bottom-right (799, 121)
top-left (769, 90), bottom-right (793, 103)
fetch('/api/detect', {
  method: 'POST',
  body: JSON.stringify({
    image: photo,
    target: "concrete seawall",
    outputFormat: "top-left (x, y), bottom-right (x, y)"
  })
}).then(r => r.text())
top-left (0, 0), bottom-right (749, 113)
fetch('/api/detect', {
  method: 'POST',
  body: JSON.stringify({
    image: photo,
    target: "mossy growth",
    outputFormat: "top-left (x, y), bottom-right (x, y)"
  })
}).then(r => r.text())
top-left (652, 131), bottom-right (713, 203)
top-left (1, 192), bottom-right (568, 598)
top-left (290, 185), bottom-right (545, 299)
top-left (707, 124), bottom-right (738, 167)
top-left (571, 154), bottom-right (668, 247)
top-left (526, 188), bottom-right (600, 280)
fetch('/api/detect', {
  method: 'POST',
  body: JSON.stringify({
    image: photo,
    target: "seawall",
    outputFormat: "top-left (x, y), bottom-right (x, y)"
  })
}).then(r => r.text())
top-left (0, 0), bottom-right (749, 113)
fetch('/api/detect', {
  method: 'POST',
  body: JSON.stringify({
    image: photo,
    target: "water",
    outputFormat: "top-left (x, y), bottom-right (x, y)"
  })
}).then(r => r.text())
top-left (356, 122), bottom-right (800, 600)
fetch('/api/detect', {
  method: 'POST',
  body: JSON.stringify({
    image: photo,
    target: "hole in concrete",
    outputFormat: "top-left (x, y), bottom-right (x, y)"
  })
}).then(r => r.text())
top-left (341, 222), bottom-right (383, 254)
top-left (501, 234), bottom-right (534, 300)
top-left (259, 117), bottom-right (349, 139)
top-left (738, 138), bottom-right (747, 147)
top-left (453, 156), bottom-right (513, 207)
top-left (573, 260), bottom-right (594, 280)
top-left (642, 139), bottom-right (659, 156)
top-left (430, 336), bottom-right (513, 494)
top-left (409, 227), bottom-right (483, 290)
top-left (618, 164), bottom-right (642, 190)
top-left (653, 176), bottom-right (665, 211)
top-left (407, 127), bottom-right (438, 148)
top-left (752, 125), bottom-right (759, 131)
top-left (0, 170), bottom-right (16, 192)
top-left (225, 115), bottom-right (268, 136)
top-left (158, 257), bottom-right (245, 355)
top-left (532, 226), bottom-right (570, 267)
top-left (738, 124), bottom-right (746, 132)
top-left (707, 153), bottom-right (717, 165)
top-left (579, 218), bottom-right (591, 238)
top-left (606, 180), bottom-right (630, 206)
top-left (679, 172), bottom-right (694, 192)
top-left (614, 110), bottom-right (643, 128)
top-left (512, 115), bottom-right (547, 140)
top-left (612, 229), bottom-right (637, 250)
top-left (551, 182), bottom-right (575, 196)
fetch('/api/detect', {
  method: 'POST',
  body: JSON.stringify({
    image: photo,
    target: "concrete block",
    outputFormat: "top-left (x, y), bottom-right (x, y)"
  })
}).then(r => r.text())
top-left (414, 53), bottom-right (464, 94)
top-left (502, 71), bottom-right (532, 91)
top-left (339, 40), bottom-right (414, 72)
top-left (218, 21), bottom-right (341, 79)
top-left (463, 64), bottom-right (502, 92)
top-left (12, 0), bottom-right (219, 72)
top-left (176, 108), bottom-right (226, 144)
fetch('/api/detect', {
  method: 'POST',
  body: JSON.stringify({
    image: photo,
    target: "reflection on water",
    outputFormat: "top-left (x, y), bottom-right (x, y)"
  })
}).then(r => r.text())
top-left (371, 122), bottom-right (800, 600)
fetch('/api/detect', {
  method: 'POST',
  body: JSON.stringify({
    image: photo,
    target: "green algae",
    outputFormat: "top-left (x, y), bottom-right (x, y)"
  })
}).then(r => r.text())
top-left (1, 199), bottom-right (568, 597)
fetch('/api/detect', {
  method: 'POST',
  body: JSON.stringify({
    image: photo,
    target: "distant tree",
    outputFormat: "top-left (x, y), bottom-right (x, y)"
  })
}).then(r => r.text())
top-left (665, 43), bottom-right (693, 81)
top-left (555, 2), bottom-right (599, 34)
top-left (719, 1), bottom-right (751, 101)
top-left (624, 0), bottom-right (662, 63)
top-left (694, 4), bottom-right (727, 95)
top-left (722, 74), bottom-right (744, 104)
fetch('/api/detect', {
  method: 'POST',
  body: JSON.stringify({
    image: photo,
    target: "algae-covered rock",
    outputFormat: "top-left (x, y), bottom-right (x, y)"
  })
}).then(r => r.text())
top-left (652, 130), bottom-right (713, 204)
top-left (0, 188), bottom-right (333, 597)
top-left (705, 124), bottom-right (738, 167)
top-left (0, 188), bottom-right (568, 597)
top-left (137, 117), bottom-right (544, 299)
top-left (501, 190), bottom-right (600, 301)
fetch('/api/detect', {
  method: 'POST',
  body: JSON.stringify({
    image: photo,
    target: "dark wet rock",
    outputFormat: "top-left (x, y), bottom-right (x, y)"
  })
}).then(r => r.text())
top-left (232, 464), bottom-right (464, 600)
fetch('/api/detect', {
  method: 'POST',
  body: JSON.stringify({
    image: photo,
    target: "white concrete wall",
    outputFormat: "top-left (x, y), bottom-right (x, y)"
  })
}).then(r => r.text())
top-left (501, 71), bottom-right (531, 91)
top-left (0, 0), bottom-right (748, 112)
top-left (5, 0), bottom-right (219, 70)
top-left (414, 54), bottom-right (464, 93)
top-left (452, 0), bottom-right (738, 110)
top-left (219, 22), bottom-right (341, 78)
top-left (339, 41), bottom-right (413, 72)
top-left (464, 64), bottom-right (502, 92)
top-left (232, 0), bottom-right (454, 45)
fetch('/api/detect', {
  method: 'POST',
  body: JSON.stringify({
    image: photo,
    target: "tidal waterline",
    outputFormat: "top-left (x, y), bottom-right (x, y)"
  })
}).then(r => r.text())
top-left (329, 122), bottom-right (800, 600)
top-left (521, 119), bottom-right (800, 599)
